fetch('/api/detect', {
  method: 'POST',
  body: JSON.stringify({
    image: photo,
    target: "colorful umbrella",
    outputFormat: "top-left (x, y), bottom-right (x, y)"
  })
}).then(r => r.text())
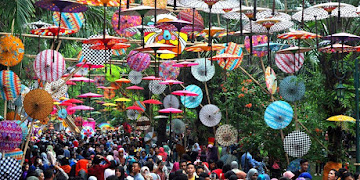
top-left (58, 108), bottom-right (67, 119)
top-left (191, 58), bottom-right (215, 82)
top-left (327, 115), bottom-right (355, 122)
top-left (180, 85), bottom-right (203, 108)
top-left (53, 12), bottom-right (85, 33)
top-left (127, 50), bottom-right (151, 72)
top-left (137, 116), bottom-right (151, 131)
top-left (264, 101), bottom-right (293, 130)
top-left (278, 30), bottom-right (321, 40)
top-left (112, 12), bottom-right (142, 37)
top-left (126, 85), bottom-right (144, 90)
top-left (0, 157), bottom-right (22, 179)
top-left (4, 148), bottom-right (23, 163)
top-left (82, 35), bottom-right (112, 65)
top-left (244, 35), bottom-right (268, 57)
top-left (81, 126), bottom-right (95, 138)
top-left (215, 124), bottom-right (237, 147)
top-left (30, 25), bottom-right (76, 36)
top-left (279, 76), bottom-right (305, 102)
top-left (115, 97), bottom-right (131, 102)
top-left (143, 99), bottom-right (162, 105)
top-left (104, 88), bottom-right (116, 99)
top-left (171, 119), bottom-right (185, 134)
top-left (23, 89), bottom-right (54, 120)
top-left (34, 49), bottom-right (66, 82)
top-left (177, 8), bottom-right (204, 41)
top-left (275, 53), bottom-right (304, 74)
top-left (44, 79), bottom-right (68, 99)
top-left (265, 67), bottom-right (277, 95)
top-left (127, 109), bottom-right (140, 120)
top-left (78, 92), bottom-right (103, 98)
top-left (284, 130), bottom-right (311, 157)
top-left (253, 42), bottom-right (290, 52)
top-left (319, 43), bottom-right (357, 53)
top-left (0, 35), bottom-right (24, 67)
top-left (0, 120), bottom-right (22, 152)
top-left (216, 42), bottom-right (243, 71)
top-left (24, 20), bottom-right (52, 30)
top-left (94, 76), bottom-right (105, 87)
top-left (69, 105), bottom-right (94, 111)
top-left (0, 70), bottom-right (21, 101)
top-left (199, 104), bottom-right (221, 127)
top-left (159, 60), bottom-right (180, 80)
top-left (149, 80), bottom-right (166, 94)
top-left (144, 131), bottom-right (157, 144)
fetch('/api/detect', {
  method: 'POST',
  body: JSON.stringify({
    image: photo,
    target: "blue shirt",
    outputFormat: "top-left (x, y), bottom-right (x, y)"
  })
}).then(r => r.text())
top-left (134, 173), bottom-right (145, 180)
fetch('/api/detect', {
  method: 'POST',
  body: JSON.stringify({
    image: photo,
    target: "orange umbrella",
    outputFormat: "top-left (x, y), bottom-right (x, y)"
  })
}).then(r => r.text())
top-left (319, 43), bottom-right (357, 53)
top-left (115, 78), bottom-right (131, 84)
top-left (23, 89), bottom-right (53, 120)
top-left (278, 30), bottom-right (321, 40)
top-left (185, 43), bottom-right (226, 52)
top-left (0, 35), bottom-right (24, 67)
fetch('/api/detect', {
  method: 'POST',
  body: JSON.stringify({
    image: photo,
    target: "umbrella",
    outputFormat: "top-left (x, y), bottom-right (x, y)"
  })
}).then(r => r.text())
top-left (94, 76), bottom-right (105, 87)
top-left (53, 12), bottom-right (85, 33)
top-left (215, 124), bottom-right (237, 146)
top-left (191, 58), bottom-right (215, 82)
top-left (4, 149), bottom-right (24, 163)
top-left (292, 7), bottom-right (329, 22)
top-left (144, 131), bottom-right (157, 144)
top-left (23, 89), bottom-right (53, 120)
top-left (24, 20), bottom-right (51, 30)
top-left (126, 85), bottom-right (144, 90)
top-left (116, 101), bottom-right (126, 112)
top-left (30, 25), bottom-right (76, 36)
top-left (171, 119), bottom-right (185, 134)
top-left (0, 157), bottom-right (22, 179)
top-left (216, 42), bottom-right (244, 71)
top-left (253, 42), bottom-right (290, 51)
top-left (82, 35), bottom-right (112, 66)
top-left (143, 99), bottom-right (162, 105)
top-left (327, 115), bottom-right (355, 122)
top-left (64, 99), bottom-right (83, 104)
top-left (112, 12), bottom-right (142, 37)
top-left (143, 76), bottom-right (162, 80)
top-left (265, 67), bottom-right (277, 95)
top-left (331, 6), bottom-right (359, 18)
top-left (98, 122), bottom-right (114, 130)
top-left (163, 95), bottom-right (180, 109)
top-left (0, 70), bottom-right (21, 101)
top-left (159, 107), bottom-right (182, 113)
top-left (149, 80), bottom-right (166, 95)
top-left (264, 101), bottom-right (293, 130)
top-left (279, 76), bottom-right (306, 102)
top-left (283, 130), bottom-right (311, 157)
top-left (137, 116), bottom-right (151, 131)
top-left (44, 79), bottom-right (68, 99)
top-left (127, 50), bottom-right (151, 72)
top-left (185, 43), bottom-right (226, 52)
top-left (319, 43), bottom-right (357, 53)
top-left (127, 109), bottom-right (140, 120)
top-left (244, 35), bottom-right (268, 58)
top-left (69, 77), bottom-right (94, 83)
top-left (180, 85), bottom-right (203, 108)
top-left (115, 78), bottom-right (131, 84)
top-left (104, 88), bottom-right (116, 99)
top-left (128, 70), bottom-right (143, 85)
top-left (77, 92), bottom-right (103, 98)
top-left (278, 30), bottom-right (321, 40)
top-left (81, 126), bottom-right (95, 138)
top-left (0, 120), bottom-right (22, 152)
top-left (177, 8), bottom-right (205, 42)
top-left (115, 97), bottom-right (131, 102)
top-left (34, 49), bottom-right (66, 82)
top-left (159, 60), bottom-right (180, 80)
top-left (323, 32), bottom-right (360, 42)
top-left (275, 53), bottom-right (304, 74)
top-left (58, 109), bottom-right (67, 119)
top-left (199, 104), bottom-right (221, 127)
top-left (69, 105), bottom-right (94, 111)
top-left (0, 35), bottom-right (24, 67)
top-left (127, 105), bottom-right (144, 112)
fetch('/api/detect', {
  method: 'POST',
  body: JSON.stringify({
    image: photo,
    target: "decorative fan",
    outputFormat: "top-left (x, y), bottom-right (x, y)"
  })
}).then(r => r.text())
top-left (265, 67), bottom-right (277, 95)
top-left (128, 70), bottom-right (143, 85)
top-left (127, 109), bottom-right (140, 120)
top-left (264, 101), bottom-right (293, 129)
top-left (180, 85), bottom-right (203, 108)
top-left (149, 80), bottom-right (166, 95)
top-left (81, 126), bottom-right (95, 138)
top-left (279, 76), bottom-right (305, 102)
top-left (163, 94), bottom-right (180, 109)
top-left (191, 58), bottom-right (215, 82)
top-left (215, 124), bottom-right (238, 147)
top-left (137, 116), bottom-right (151, 131)
top-left (283, 130), bottom-right (311, 157)
top-left (116, 101), bottom-right (126, 112)
top-left (44, 79), bottom-right (68, 99)
top-left (144, 131), bottom-right (157, 145)
top-left (171, 119), bottom-right (185, 134)
top-left (82, 35), bottom-right (112, 65)
top-left (58, 109), bottom-right (67, 119)
top-left (199, 104), bottom-right (221, 127)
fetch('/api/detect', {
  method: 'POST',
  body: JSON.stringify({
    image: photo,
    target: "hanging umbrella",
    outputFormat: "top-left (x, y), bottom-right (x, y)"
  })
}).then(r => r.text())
top-left (134, 100), bottom-right (146, 112)
top-left (77, 92), bottom-right (103, 98)
top-left (127, 50), bottom-right (151, 72)
top-left (0, 70), bottom-right (21, 101)
top-left (0, 120), bottom-right (22, 152)
top-left (163, 95), bottom-right (180, 109)
top-left (69, 77), bottom-right (95, 83)
top-left (292, 7), bottom-right (329, 22)
top-left (283, 130), bottom-right (311, 157)
top-left (327, 115), bottom-right (355, 122)
top-left (34, 49), bottom-right (66, 82)
top-left (278, 30), bottom-right (321, 40)
top-left (171, 119), bottom-right (185, 134)
top-left (128, 70), bottom-right (143, 85)
top-left (331, 6), bottom-right (359, 18)
top-left (104, 88), bottom-right (116, 99)
top-left (69, 105), bottom-right (94, 111)
top-left (245, 19), bottom-right (293, 34)
top-left (0, 35), bottom-right (24, 67)
top-left (23, 89), bottom-right (53, 120)
top-left (185, 43), bottom-right (226, 52)
top-left (82, 35), bottom-right (113, 66)
top-left (143, 76), bottom-right (162, 80)
top-left (30, 25), bottom-right (76, 36)
top-left (127, 109), bottom-right (140, 120)
top-left (112, 12), bottom-right (142, 37)
top-left (159, 60), bottom-right (180, 80)
top-left (44, 79), bottom-right (68, 99)
top-left (137, 116), bottom-right (151, 131)
top-left (279, 76), bottom-right (306, 102)
top-left (127, 105), bottom-right (144, 112)
top-left (0, 157), bottom-right (22, 179)
top-left (24, 20), bottom-right (52, 30)
top-left (211, 53), bottom-right (241, 80)
top-left (319, 43), bottom-right (357, 53)
top-left (275, 53), bottom-right (304, 74)
top-left (253, 42), bottom-right (290, 52)
top-left (149, 80), bottom-right (166, 95)
top-left (199, 104), bottom-right (221, 127)
top-left (126, 85), bottom-right (144, 90)
top-left (177, 8), bottom-right (204, 41)
top-left (180, 85), bottom-right (203, 108)
top-left (144, 131), bottom-right (157, 144)
top-left (115, 97), bottom-right (131, 102)
top-left (264, 101), bottom-right (293, 130)
top-left (53, 12), bottom-right (85, 33)
top-left (265, 67), bottom-right (277, 95)
top-left (81, 126), bottom-right (95, 138)
top-left (244, 35), bottom-right (268, 57)
top-left (58, 109), bottom-right (67, 119)
top-left (215, 124), bottom-right (237, 146)
top-left (125, 25), bottom-right (160, 34)
top-left (143, 99), bottom-right (162, 105)
top-left (191, 58), bottom-right (215, 82)
top-left (216, 42), bottom-right (243, 71)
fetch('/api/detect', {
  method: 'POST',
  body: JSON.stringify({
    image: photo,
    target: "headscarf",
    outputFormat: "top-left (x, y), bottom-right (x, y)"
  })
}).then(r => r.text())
top-left (117, 166), bottom-right (126, 180)
top-left (283, 171), bottom-right (295, 179)
top-left (171, 162), bottom-right (180, 173)
top-left (41, 152), bottom-right (49, 165)
top-left (299, 172), bottom-right (312, 180)
top-left (158, 147), bottom-right (167, 162)
top-left (46, 145), bottom-right (56, 165)
top-left (258, 174), bottom-right (271, 180)
top-left (231, 161), bottom-right (238, 169)
top-left (246, 168), bottom-right (258, 180)
top-left (192, 143), bottom-right (201, 152)
top-left (76, 159), bottom-right (89, 176)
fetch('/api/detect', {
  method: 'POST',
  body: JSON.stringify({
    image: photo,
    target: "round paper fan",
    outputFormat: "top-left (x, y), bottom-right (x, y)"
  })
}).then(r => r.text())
top-left (149, 80), bottom-right (166, 95)
top-left (199, 104), bottom-right (221, 127)
top-left (283, 130), bottom-right (311, 157)
top-left (163, 94), bottom-right (180, 109)
top-left (279, 76), bottom-right (305, 102)
top-left (264, 101), bottom-right (293, 129)
top-left (215, 124), bottom-right (238, 147)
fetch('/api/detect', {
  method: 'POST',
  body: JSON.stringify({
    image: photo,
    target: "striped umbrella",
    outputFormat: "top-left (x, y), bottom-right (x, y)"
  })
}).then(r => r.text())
top-left (180, 85), bottom-right (203, 108)
top-left (0, 70), bottom-right (21, 101)
top-left (275, 53), bottom-right (304, 74)
top-left (216, 42), bottom-right (243, 71)
top-left (33, 49), bottom-right (66, 82)
top-left (264, 101), bottom-right (293, 129)
top-left (144, 131), bottom-right (157, 145)
top-left (53, 12), bottom-right (85, 33)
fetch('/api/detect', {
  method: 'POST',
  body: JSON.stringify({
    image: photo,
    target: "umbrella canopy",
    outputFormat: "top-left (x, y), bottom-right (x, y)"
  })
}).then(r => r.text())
top-left (143, 76), bottom-right (162, 80)
top-left (0, 35), bottom-right (24, 67)
top-left (115, 78), bottom-right (131, 84)
top-left (171, 119), bottom-right (185, 134)
top-left (159, 60), bottom-right (180, 80)
top-left (82, 35), bottom-right (113, 65)
top-left (185, 43), bottom-right (226, 52)
top-left (264, 101), bottom-right (293, 129)
top-left (0, 70), bottom-right (21, 101)
top-left (327, 115), bottom-right (355, 122)
top-left (126, 85), bottom-right (144, 90)
top-left (277, 46), bottom-right (312, 54)
top-left (292, 7), bottom-right (329, 22)
top-left (172, 90), bottom-right (198, 96)
top-left (216, 42), bottom-right (243, 71)
top-left (24, 20), bottom-right (52, 30)
top-left (78, 92), bottom-right (103, 98)
top-left (112, 12), bottom-right (142, 37)
top-left (143, 99), bottom-right (162, 105)
top-left (323, 32), bottom-right (360, 42)
top-left (82, 126), bottom-right (95, 138)
top-left (173, 61), bottom-right (199, 68)
top-left (44, 79), bottom-right (68, 99)
top-left (127, 109), bottom-right (140, 120)
top-left (158, 107), bottom-right (183, 113)
top-left (331, 6), bottom-right (359, 18)
top-left (137, 116), bottom-right (151, 131)
top-left (275, 53), bottom-right (304, 74)
top-left (121, 5), bottom-right (169, 16)
top-left (244, 35), bottom-right (268, 57)
top-left (283, 130), bottom-right (311, 157)
top-left (163, 95), bottom-right (180, 109)
top-left (127, 105), bottom-right (144, 112)
top-left (180, 85), bottom-right (203, 108)
top-left (35, 0), bottom-right (88, 12)
top-left (103, 102), bottom-right (117, 107)
top-left (199, 104), bottom-right (221, 127)
top-left (265, 67), bottom-right (277, 95)
top-left (34, 49), bottom-right (66, 82)
top-left (128, 70), bottom-right (143, 85)
top-left (69, 77), bottom-right (94, 82)
top-left (69, 105), bottom-right (94, 111)
top-left (0, 120), bottom-right (22, 152)
top-left (191, 58), bottom-right (215, 82)
top-left (159, 79), bottom-right (183, 85)
top-left (64, 99), bottom-right (83, 104)
top-left (0, 157), bottom-right (22, 179)
top-left (30, 25), bottom-right (76, 36)
top-left (319, 43), bottom-right (357, 53)
top-left (53, 12), bottom-right (85, 33)
top-left (58, 108), bottom-right (67, 119)
top-left (254, 42), bottom-right (290, 51)
top-left (127, 50), bottom-right (151, 72)
top-left (215, 124), bottom-right (237, 147)
top-left (149, 80), bottom-right (166, 94)
top-left (115, 97), bottom-right (131, 102)
top-left (144, 131), bottom-right (157, 144)
top-left (177, 8), bottom-right (204, 33)
top-left (279, 76), bottom-right (306, 102)
top-left (245, 20), bottom-right (294, 34)
top-left (278, 30), bottom-right (321, 40)
top-left (23, 89), bottom-right (53, 120)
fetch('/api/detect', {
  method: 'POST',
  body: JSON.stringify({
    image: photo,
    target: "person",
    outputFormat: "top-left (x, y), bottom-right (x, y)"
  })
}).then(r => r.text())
top-left (230, 161), bottom-right (246, 179)
top-left (283, 171), bottom-right (295, 179)
top-left (116, 166), bottom-right (126, 180)
top-left (299, 172), bottom-right (312, 180)
top-left (186, 163), bottom-right (198, 180)
top-left (342, 173), bottom-right (354, 180)
top-left (328, 169), bottom-right (338, 180)
top-left (158, 147), bottom-right (168, 162)
top-left (88, 155), bottom-right (111, 180)
top-left (292, 159), bottom-right (309, 180)
top-left (154, 160), bottom-right (166, 180)
top-left (354, 172), bottom-right (360, 180)
top-left (133, 162), bottom-right (145, 180)
top-left (180, 160), bottom-right (188, 174)
top-left (44, 169), bottom-right (55, 180)
top-left (75, 158), bottom-right (89, 179)
top-left (104, 160), bottom-right (117, 180)
top-left (211, 160), bottom-right (224, 179)
top-left (246, 168), bottom-right (259, 180)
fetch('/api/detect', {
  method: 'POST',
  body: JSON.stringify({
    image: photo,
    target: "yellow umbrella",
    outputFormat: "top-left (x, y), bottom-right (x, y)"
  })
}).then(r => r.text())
top-left (115, 97), bottom-right (131, 102)
top-left (327, 115), bottom-right (355, 122)
top-left (53, 102), bottom-right (60, 105)
top-left (103, 102), bottom-right (117, 107)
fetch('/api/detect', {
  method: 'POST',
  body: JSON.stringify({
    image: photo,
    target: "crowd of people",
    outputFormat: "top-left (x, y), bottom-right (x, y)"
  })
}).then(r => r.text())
top-left (18, 130), bottom-right (358, 180)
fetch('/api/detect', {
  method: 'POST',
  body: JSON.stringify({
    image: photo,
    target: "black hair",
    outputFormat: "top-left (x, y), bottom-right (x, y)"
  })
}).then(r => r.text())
top-left (173, 173), bottom-right (188, 180)
top-left (229, 175), bottom-right (238, 180)
top-left (116, 166), bottom-right (126, 180)
top-left (180, 159), bottom-right (187, 164)
top-left (44, 169), bottom-right (54, 179)
top-left (300, 159), bottom-right (308, 165)
top-left (92, 156), bottom-right (102, 165)
top-left (144, 161), bottom-right (154, 171)
top-left (354, 172), bottom-right (360, 180)
top-left (338, 168), bottom-right (348, 179)
top-left (342, 172), bottom-right (354, 180)
top-left (222, 164), bottom-right (231, 174)
top-left (216, 160), bottom-right (224, 169)
top-left (199, 172), bottom-right (210, 178)
top-left (109, 160), bottom-right (117, 169)
top-left (279, 177), bottom-right (290, 180)
top-left (106, 175), bottom-right (118, 180)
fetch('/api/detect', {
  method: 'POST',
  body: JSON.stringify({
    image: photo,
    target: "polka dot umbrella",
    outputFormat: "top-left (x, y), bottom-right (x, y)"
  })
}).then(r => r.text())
top-left (149, 80), bottom-right (166, 95)
top-left (215, 124), bottom-right (238, 147)
top-left (0, 35), bottom-right (24, 67)
top-left (283, 130), bottom-right (311, 157)
top-left (128, 70), bottom-right (143, 85)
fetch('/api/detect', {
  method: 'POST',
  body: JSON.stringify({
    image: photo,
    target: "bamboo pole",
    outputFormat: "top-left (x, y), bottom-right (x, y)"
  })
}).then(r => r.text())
top-left (21, 120), bottom-right (34, 166)
top-left (280, 129), bottom-right (290, 165)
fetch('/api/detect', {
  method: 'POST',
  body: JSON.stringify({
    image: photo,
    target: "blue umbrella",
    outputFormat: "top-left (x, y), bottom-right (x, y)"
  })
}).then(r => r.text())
top-left (180, 85), bottom-right (203, 108)
top-left (264, 101), bottom-right (293, 129)
top-left (279, 76), bottom-right (306, 102)
top-left (58, 109), bottom-right (67, 119)
top-left (253, 42), bottom-right (290, 52)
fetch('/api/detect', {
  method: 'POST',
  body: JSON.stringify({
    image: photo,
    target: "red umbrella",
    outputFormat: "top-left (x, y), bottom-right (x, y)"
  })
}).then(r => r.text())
top-left (76, 62), bottom-right (104, 69)
top-left (143, 99), bottom-right (162, 105)
top-left (171, 90), bottom-right (198, 96)
top-left (66, 81), bottom-right (76, 85)
top-left (59, 102), bottom-right (74, 106)
top-left (126, 85), bottom-right (144, 90)
top-left (62, 74), bottom-right (82, 78)
top-left (126, 106), bottom-right (145, 112)
top-left (123, 122), bottom-right (132, 134)
top-left (64, 99), bottom-right (83, 104)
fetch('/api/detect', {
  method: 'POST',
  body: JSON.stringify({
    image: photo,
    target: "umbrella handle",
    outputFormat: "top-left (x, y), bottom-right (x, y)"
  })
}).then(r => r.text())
top-left (21, 120), bottom-right (34, 166)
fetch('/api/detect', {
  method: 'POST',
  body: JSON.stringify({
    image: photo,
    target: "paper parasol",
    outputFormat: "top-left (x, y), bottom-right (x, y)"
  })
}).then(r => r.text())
top-left (121, 5), bottom-right (169, 16)
top-left (253, 42), bottom-right (290, 52)
top-left (278, 30), bottom-right (321, 40)
top-left (0, 120), bottom-right (22, 152)
top-left (322, 32), bottom-right (360, 42)
top-left (69, 105), bottom-right (94, 111)
top-left (244, 35), bottom-right (268, 57)
top-left (30, 25), bottom-right (76, 36)
top-left (128, 70), bottom-right (143, 85)
top-left (53, 12), bottom-right (85, 33)
top-left (180, 85), bottom-right (203, 108)
top-left (319, 43), bottom-right (357, 53)
top-left (58, 108), bottom-right (67, 119)
top-left (149, 80), bottom-right (166, 94)
top-left (279, 76), bottom-right (305, 102)
top-left (34, 49), bottom-right (66, 82)
top-left (159, 60), bottom-right (180, 80)
top-left (74, 116), bottom-right (83, 126)
top-left (115, 97), bottom-right (131, 102)
top-left (216, 42), bottom-right (243, 71)
top-left (199, 104), bottom-right (221, 127)
top-left (191, 58), bottom-right (215, 82)
top-left (292, 7), bottom-right (329, 22)
top-left (265, 67), bottom-right (277, 95)
top-left (327, 115), bottom-right (355, 122)
top-left (283, 130), bottom-right (311, 157)
top-left (163, 94), bottom-right (180, 109)
top-left (245, 20), bottom-right (294, 34)
top-left (137, 116), bottom-right (151, 131)
top-left (126, 85), bottom-right (144, 90)
top-left (44, 79), bottom-right (68, 99)
top-left (134, 100), bottom-right (146, 113)
top-left (24, 20), bottom-right (52, 30)
top-left (0, 157), bottom-right (22, 179)
top-left (215, 124), bottom-right (237, 147)
top-left (81, 126), bottom-right (95, 138)
top-left (144, 131), bottom-right (157, 144)
top-left (143, 99), bottom-right (162, 105)
top-left (171, 119), bottom-right (185, 134)
top-left (23, 89), bottom-right (53, 120)
top-left (35, 0), bottom-right (88, 13)
top-left (0, 70), bottom-right (21, 101)
top-left (127, 109), bottom-right (140, 120)
top-left (331, 6), bottom-right (359, 18)
top-left (127, 50), bottom-right (151, 72)
top-left (112, 12), bottom-right (142, 37)
top-left (94, 76), bottom-right (105, 87)
top-left (264, 101), bottom-right (293, 129)
top-left (275, 53), bottom-right (304, 74)
top-left (0, 35), bottom-right (25, 67)
top-left (177, 8), bottom-right (204, 33)
top-left (104, 65), bottom-right (122, 82)
top-left (82, 35), bottom-right (112, 65)
top-left (6, 111), bottom-right (21, 121)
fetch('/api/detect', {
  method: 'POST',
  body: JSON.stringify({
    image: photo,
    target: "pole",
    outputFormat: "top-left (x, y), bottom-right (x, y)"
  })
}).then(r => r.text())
top-left (355, 57), bottom-right (359, 172)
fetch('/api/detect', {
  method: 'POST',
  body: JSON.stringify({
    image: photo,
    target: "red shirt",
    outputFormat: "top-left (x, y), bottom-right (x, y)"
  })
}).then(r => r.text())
top-left (88, 158), bottom-right (111, 180)
top-left (212, 169), bottom-right (224, 179)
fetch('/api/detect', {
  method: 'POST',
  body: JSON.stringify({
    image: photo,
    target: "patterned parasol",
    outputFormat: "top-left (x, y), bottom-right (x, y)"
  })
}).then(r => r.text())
top-left (171, 119), bottom-right (185, 134)
top-left (265, 67), bottom-right (277, 95)
top-left (283, 130), bottom-right (311, 157)
top-left (0, 157), bottom-right (22, 179)
top-left (58, 108), bottom-right (67, 119)
top-left (24, 20), bottom-right (52, 30)
top-left (292, 7), bottom-right (329, 22)
top-left (279, 76), bottom-right (306, 102)
top-left (191, 58), bottom-right (215, 82)
top-left (35, 0), bottom-right (87, 13)
top-left (149, 80), bottom-right (166, 94)
top-left (33, 49), bottom-right (66, 82)
top-left (216, 42), bottom-right (243, 71)
top-left (44, 79), bottom-right (68, 99)
top-left (53, 12), bottom-right (85, 33)
top-left (159, 60), bottom-right (180, 80)
top-left (144, 131), bottom-right (157, 144)
top-left (215, 124), bottom-right (237, 147)
top-left (275, 53), bottom-right (304, 74)
top-left (94, 76), bottom-right (105, 87)
top-left (128, 70), bottom-right (143, 84)
top-left (177, 8), bottom-right (204, 38)
top-left (244, 35), bottom-right (268, 57)
top-left (180, 85), bottom-right (203, 108)
top-left (0, 120), bottom-right (22, 152)
top-left (278, 30), bottom-right (321, 40)
top-left (0, 35), bottom-right (25, 67)
top-left (0, 70), bottom-right (21, 101)
top-left (137, 116), bottom-right (151, 131)
top-left (264, 101), bottom-right (293, 130)
top-left (23, 89), bottom-right (54, 120)
top-left (127, 50), bottom-right (151, 72)
top-left (127, 109), bottom-right (140, 120)
top-left (199, 104), bottom-right (221, 127)
top-left (82, 35), bottom-right (113, 65)
top-left (112, 12), bottom-right (142, 37)
top-left (245, 19), bottom-right (294, 34)
top-left (163, 95), bottom-right (180, 109)
top-left (319, 43), bottom-right (357, 53)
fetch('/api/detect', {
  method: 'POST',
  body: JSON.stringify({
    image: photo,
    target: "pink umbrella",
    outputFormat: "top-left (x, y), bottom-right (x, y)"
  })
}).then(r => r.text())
top-left (66, 81), bottom-right (76, 85)
top-left (87, 117), bottom-right (95, 121)
top-left (159, 79), bottom-right (183, 85)
top-left (171, 90), bottom-right (199, 96)
top-left (76, 62), bottom-right (104, 69)
top-left (126, 85), bottom-right (144, 90)
top-left (77, 92), bottom-right (103, 98)
top-left (126, 106), bottom-right (144, 112)
top-left (143, 99), bottom-right (162, 105)
top-left (69, 105), bottom-right (94, 111)
top-left (69, 77), bottom-right (95, 82)
top-left (158, 107), bottom-right (183, 114)
top-left (62, 74), bottom-right (82, 78)
top-left (142, 76), bottom-right (162, 80)
top-left (172, 61), bottom-right (199, 68)
top-left (59, 102), bottom-right (74, 106)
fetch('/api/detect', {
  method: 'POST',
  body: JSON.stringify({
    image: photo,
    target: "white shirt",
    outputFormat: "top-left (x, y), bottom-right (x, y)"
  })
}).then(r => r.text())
top-left (104, 169), bottom-right (115, 179)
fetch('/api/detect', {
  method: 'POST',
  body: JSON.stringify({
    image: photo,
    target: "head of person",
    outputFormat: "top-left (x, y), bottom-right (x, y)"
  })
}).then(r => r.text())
top-left (300, 159), bottom-right (309, 172)
top-left (230, 161), bottom-right (238, 169)
top-left (186, 163), bottom-right (196, 176)
top-left (154, 147), bottom-right (159, 155)
top-left (92, 155), bottom-right (102, 165)
top-left (342, 173), bottom-right (354, 180)
top-left (116, 165), bottom-right (125, 178)
top-left (132, 162), bottom-right (141, 174)
top-left (329, 170), bottom-right (338, 180)
top-left (339, 168), bottom-right (348, 179)
top-left (354, 172), bottom-right (360, 180)
top-left (157, 160), bottom-right (164, 170)
top-left (141, 151), bottom-right (146, 158)
top-left (140, 166), bottom-right (150, 177)
top-left (196, 166), bottom-right (204, 175)
top-left (180, 160), bottom-right (187, 171)
top-left (216, 160), bottom-right (224, 169)
top-left (247, 168), bottom-right (259, 180)
top-left (44, 169), bottom-right (54, 180)
top-left (222, 164), bottom-right (231, 174)
top-left (208, 159), bottom-right (216, 170)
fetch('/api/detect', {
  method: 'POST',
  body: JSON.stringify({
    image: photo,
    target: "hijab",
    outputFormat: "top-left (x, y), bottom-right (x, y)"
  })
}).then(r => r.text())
top-left (192, 143), bottom-right (201, 152)
top-left (246, 168), bottom-right (258, 180)
top-left (41, 152), bottom-right (49, 165)
top-left (158, 147), bottom-right (167, 162)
